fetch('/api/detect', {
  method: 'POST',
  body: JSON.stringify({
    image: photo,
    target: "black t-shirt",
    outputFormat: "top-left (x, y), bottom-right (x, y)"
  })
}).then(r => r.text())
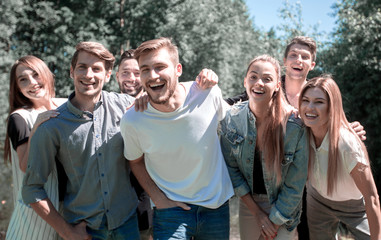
top-left (224, 91), bottom-right (248, 105)
top-left (8, 113), bottom-right (30, 150)
top-left (253, 147), bottom-right (267, 194)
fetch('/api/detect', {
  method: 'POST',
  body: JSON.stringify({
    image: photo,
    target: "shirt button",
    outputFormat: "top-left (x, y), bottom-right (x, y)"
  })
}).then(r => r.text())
top-left (101, 173), bottom-right (104, 177)
top-left (246, 158), bottom-right (250, 163)
top-left (104, 192), bottom-right (108, 195)
top-left (249, 140), bottom-right (253, 145)
top-left (98, 153), bottom-right (102, 156)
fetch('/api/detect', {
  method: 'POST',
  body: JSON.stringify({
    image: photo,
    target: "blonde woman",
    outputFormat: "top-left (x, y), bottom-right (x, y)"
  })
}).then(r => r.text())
top-left (299, 75), bottom-right (381, 240)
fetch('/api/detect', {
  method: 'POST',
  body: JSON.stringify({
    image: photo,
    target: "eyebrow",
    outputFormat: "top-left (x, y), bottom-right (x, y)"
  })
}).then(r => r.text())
top-left (249, 71), bottom-right (274, 76)
top-left (17, 70), bottom-right (37, 79)
top-left (289, 49), bottom-right (311, 54)
top-left (303, 96), bottom-right (327, 101)
top-left (122, 66), bottom-right (139, 70)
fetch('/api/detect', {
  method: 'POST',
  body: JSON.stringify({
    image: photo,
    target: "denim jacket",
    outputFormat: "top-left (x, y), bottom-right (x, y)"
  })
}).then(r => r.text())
top-left (219, 101), bottom-right (308, 231)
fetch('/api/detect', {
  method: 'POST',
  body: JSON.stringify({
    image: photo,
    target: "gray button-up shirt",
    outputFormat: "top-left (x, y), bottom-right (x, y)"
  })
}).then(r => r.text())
top-left (22, 91), bottom-right (138, 230)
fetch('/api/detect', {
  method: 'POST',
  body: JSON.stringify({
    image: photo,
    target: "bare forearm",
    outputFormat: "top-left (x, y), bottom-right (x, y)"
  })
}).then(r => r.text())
top-left (240, 193), bottom-right (262, 216)
top-left (365, 198), bottom-right (381, 240)
top-left (30, 199), bottom-right (73, 239)
top-left (351, 163), bottom-right (381, 239)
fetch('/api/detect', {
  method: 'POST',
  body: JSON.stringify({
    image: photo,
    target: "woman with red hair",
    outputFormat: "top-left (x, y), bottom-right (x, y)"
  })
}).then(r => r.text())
top-left (4, 56), bottom-right (65, 240)
top-left (299, 75), bottom-right (381, 240)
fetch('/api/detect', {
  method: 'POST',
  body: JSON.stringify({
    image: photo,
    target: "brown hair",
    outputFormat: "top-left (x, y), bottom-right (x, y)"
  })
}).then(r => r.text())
top-left (118, 49), bottom-right (135, 69)
top-left (71, 42), bottom-right (115, 71)
top-left (4, 55), bottom-right (55, 163)
top-left (284, 36), bottom-right (317, 61)
top-left (246, 55), bottom-right (290, 185)
top-left (134, 37), bottom-right (179, 65)
top-left (299, 75), bottom-right (369, 195)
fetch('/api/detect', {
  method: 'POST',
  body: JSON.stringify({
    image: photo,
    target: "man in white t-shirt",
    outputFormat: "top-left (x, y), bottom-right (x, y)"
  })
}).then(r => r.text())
top-left (120, 37), bottom-right (234, 240)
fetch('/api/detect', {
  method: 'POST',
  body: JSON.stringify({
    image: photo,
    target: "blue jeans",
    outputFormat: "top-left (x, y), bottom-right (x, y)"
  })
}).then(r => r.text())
top-left (87, 213), bottom-right (140, 240)
top-left (153, 201), bottom-right (230, 240)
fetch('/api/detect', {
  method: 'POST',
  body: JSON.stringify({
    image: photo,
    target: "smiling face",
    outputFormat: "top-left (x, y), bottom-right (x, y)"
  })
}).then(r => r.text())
top-left (300, 87), bottom-right (330, 133)
top-left (70, 51), bottom-right (111, 102)
top-left (244, 60), bottom-right (280, 108)
top-left (138, 47), bottom-right (182, 106)
top-left (116, 58), bottom-right (143, 97)
top-left (284, 43), bottom-right (316, 82)
top-left (16, 64), bottom-right (47, 102)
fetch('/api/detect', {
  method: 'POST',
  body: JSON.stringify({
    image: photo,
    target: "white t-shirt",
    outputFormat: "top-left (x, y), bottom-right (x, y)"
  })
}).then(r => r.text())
top-left (121, 81), bottom-right (233, 208)
top-left (309, 127), bottom-right (368, 201)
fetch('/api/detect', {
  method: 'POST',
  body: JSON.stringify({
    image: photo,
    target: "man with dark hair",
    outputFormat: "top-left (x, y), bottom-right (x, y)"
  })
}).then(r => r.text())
top-left (22, 41), bottom-right (139, 240)
top-left (116, 49), bottom-right (144, 98)
top-left (116, 49), bottom-right (153, 240)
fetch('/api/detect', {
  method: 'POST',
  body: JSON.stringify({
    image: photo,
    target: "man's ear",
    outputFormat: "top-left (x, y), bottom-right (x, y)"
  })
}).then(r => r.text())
top-left (105, 70), bottom-right (112, 83)
top-left (176, 63), bottom-right (182, 77)
top-left (70, 67), bottom-right (74, 79)
top-left (310, 61), bottom-right (316, 71)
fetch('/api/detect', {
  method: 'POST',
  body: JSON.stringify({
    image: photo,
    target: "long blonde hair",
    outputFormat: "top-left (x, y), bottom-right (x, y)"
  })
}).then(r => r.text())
top-left (299, 75), bottom-right (369, 195)
top-left (246, 55), bottom-right (290, 185)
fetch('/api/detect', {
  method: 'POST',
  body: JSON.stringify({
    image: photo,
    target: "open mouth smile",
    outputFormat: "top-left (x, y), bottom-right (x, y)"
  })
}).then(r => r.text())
top-left (149, 82), bottom-right (165, 91)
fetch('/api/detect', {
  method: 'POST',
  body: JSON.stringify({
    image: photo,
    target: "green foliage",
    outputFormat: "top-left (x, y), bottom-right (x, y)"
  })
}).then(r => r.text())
top-left (320, 0), bottom-right (381, 188)
top-left (273, 0), bottom-right (329, 78)
top-left (0, 0), bottom-right (23, 144)
top-left (1, 0), bottom-right (380, 231)
top-left (156, 0), bottom-right (272, 97)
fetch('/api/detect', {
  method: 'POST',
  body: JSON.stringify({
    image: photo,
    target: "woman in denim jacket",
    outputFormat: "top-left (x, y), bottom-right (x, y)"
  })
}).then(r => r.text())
top-left (220, 55), bottom-right (308, 239)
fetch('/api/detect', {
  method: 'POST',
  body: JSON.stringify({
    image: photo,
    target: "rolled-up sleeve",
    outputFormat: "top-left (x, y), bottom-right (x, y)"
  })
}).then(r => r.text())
top-left (22, 124), bottom-right (57, 204)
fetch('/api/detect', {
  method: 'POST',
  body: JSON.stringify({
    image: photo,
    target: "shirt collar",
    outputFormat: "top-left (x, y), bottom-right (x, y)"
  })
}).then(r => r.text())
top-left (67, 91), bottom-right (104, 118)
top-left (310, 131), bottom-right (329, 152)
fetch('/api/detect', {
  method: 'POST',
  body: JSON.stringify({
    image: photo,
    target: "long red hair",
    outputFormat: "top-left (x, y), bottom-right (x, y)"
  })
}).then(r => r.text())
top-left (4, 56), bottom-right (55, 163)
top-left (299, 75), bottom-right (369, 195)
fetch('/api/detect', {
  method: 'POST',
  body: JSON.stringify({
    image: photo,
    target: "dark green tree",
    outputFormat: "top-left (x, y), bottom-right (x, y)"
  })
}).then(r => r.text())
top-left (155, 0), bottom-right (272, 97)
top-left (320, 0), bottom-right (381, 190)
top-left (0, 0), bottom-right (24, 142)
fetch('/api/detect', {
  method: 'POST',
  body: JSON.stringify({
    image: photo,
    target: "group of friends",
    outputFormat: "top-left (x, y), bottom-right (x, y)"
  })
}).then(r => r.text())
top-left (3, 36), bottom-right (381, 240)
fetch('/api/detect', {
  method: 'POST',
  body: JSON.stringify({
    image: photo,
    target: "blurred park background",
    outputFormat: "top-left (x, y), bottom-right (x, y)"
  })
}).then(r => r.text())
top-left (0, 0), bottom-right (380, 237)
